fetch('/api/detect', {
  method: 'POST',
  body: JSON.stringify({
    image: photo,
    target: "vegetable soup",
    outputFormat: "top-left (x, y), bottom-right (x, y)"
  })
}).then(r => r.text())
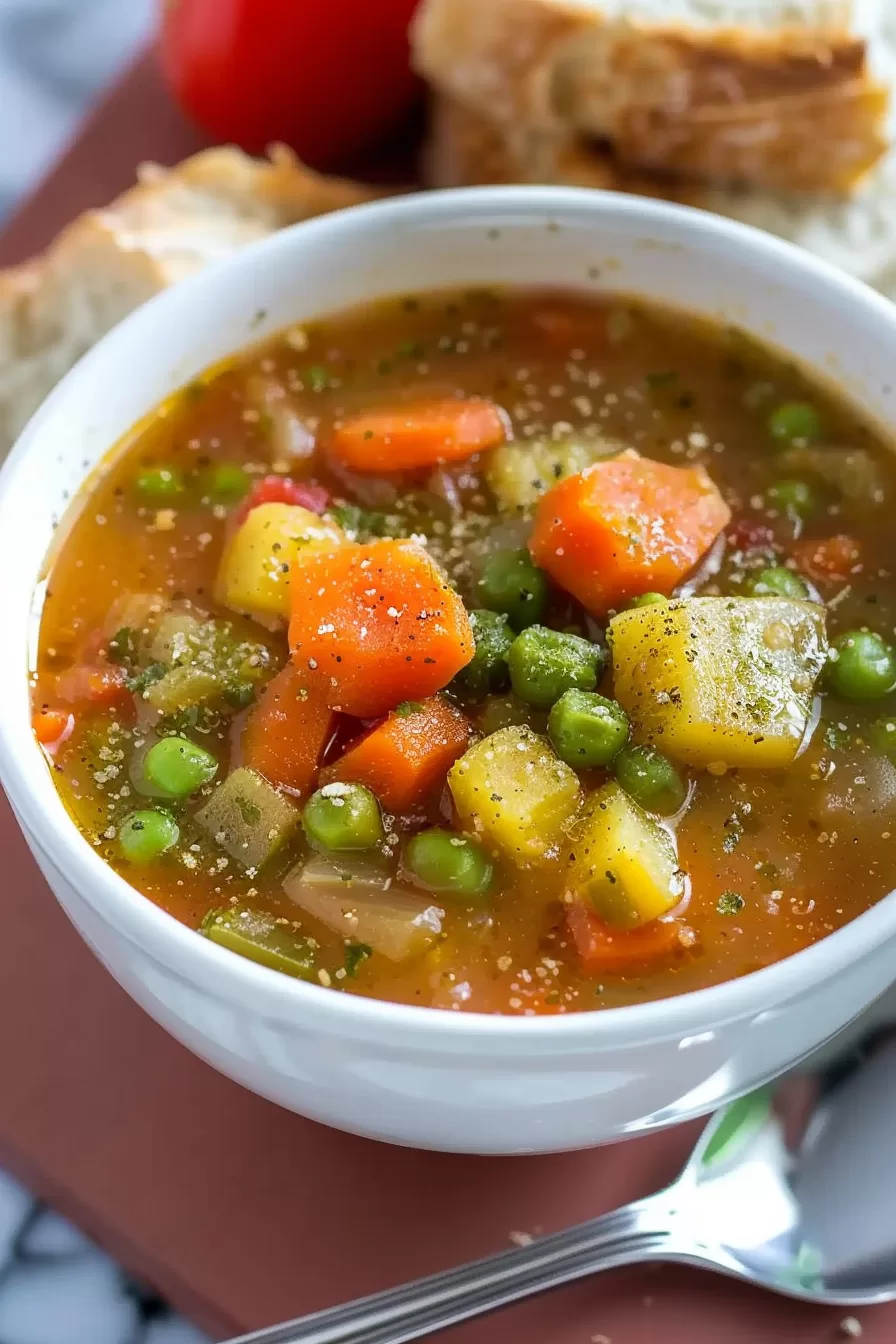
top-left (31, 289), bottom-right (896, 1014)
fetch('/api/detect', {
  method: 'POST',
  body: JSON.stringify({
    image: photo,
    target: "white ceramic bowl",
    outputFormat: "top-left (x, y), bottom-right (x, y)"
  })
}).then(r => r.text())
top-left (2, 187), bottom-right (896, 1155)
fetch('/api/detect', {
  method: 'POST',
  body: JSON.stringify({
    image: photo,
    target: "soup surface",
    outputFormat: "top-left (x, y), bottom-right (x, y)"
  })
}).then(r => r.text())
top-left (32, 289), bottom-right (896, 1014)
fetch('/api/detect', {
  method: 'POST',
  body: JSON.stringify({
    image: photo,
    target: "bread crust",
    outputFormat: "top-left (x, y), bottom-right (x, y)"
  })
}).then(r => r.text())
top-left (424, 95), bottom-right (896, 302)
top-left (0, 146), bottom-right (381, 454)
top-left (411, 0), bottom-right (889, 191)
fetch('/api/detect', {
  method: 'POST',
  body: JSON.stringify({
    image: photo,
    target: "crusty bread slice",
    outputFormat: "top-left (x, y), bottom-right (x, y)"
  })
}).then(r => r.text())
top-left (0, 145), bottom-right (380, 454)
top-left (412, 0), bottom-right (889, 192)
top-left (425, 94), bottom-right (896, 300)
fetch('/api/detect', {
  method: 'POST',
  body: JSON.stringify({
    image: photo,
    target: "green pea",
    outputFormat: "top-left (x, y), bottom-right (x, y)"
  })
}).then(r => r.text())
top-left (119, 809), bottom-right (179, 863)
top-left (403, 829), bottom-right (493, 901)
top-left (870, 716), bottom-right (896, 761)
top-left (507, 625), bottom-right (604, 709)
top-left (135, 466), bottom-right (185, 502)
top-left (143, 737), bottom-right (218, 798)
top-left (302, 783), bottom-right (384, 852)
top-left (548, 690), bottom-right (629, 767)
top-left (767, 402), bottom-right (822, 444)
top-left (826, 630), bottom-right (896, 701)
top-left (743, 566), bottom-right (809, 600)
top-left (628, 592), bottom-right (668, 609)
top-left (201, 463), bottom-right (251, 505)
top-left (614, 744), bottom-right (687, 816)
top-left (478, 549), bottom-right (549, 631)
top-left (767, 479), bottom-right (816, 520)
top-left (454, 610), bottom-right (515, 698)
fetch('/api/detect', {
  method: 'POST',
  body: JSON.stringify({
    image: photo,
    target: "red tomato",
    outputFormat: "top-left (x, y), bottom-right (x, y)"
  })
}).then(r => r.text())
top-left (160, 0), bottom-right (423, 168)
top-left (234, 475), bottom-right (329, 525)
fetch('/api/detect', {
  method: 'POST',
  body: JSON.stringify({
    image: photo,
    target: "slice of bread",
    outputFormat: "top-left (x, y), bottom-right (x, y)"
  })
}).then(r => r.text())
top-left (412, 0), bottom-right (890, 192)
top-left (0, 146), bottom-right (381, 455)
top-left (425, 95), bottom-right (896, 301)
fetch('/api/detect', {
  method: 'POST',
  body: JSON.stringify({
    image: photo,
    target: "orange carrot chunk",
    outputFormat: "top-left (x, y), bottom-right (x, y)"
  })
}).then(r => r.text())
top-left (792, 534), bottom-right (861, 583)
top-left (329, 398), bottom-right (507, 473)
top-left (289, 539), bottom-right (474, 718)
top-left (529, 453), bottom-right (731, 616)
top-left (320, 695), bottom-right (471, 813)
top-left (242, 662), bottom-right (334, 797)
top-left (32, 708), bottom-right (74, 750)
top-left (566, 903), bottom-right (685, 974)
top-left (55, 663), bottom-right (130, 710)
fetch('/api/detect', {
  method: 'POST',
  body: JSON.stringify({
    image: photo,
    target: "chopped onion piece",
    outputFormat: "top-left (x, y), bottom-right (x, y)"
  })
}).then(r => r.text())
top-left (284, 856), bottom-right (444, 962)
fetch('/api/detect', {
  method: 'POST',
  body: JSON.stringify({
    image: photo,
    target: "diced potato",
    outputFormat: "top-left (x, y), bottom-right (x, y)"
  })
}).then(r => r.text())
top-left (148, 609), bottom-right (204, 664)
top-left (283, 856), bottom-right (443, 962)
top-left (247, 375), bottom-right (315, 461)
top-left (609, 597), bottom-right (828, 769)
top-left (485, 437), bottom-right (617, 514)
top-left (564, 783), bottom-right (684, 928)
top-left (196, 766), bottom-right (299, 871)
top-left (201, 904), bottom-right (316, 979)
top-left (215, 503), bottom-right (344, 621)
top-left (781, 443), bottom-right (886, 507)
top-left (448, 724), bottom-right (581, 864)
top-left (144, 664), bottom-right (219, 715)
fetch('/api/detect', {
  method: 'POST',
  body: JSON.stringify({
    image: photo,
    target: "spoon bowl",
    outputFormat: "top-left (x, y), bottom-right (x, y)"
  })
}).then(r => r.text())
top-left (224, 1031), bottom-right (896, 1344)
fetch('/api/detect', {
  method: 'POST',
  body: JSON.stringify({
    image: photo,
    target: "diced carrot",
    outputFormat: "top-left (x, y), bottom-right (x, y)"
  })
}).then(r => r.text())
top-left (289, 539), bottom-right (474, 717)
top-left (529, 453), bottom-right (731, 615)
top-left (566, 903), bottom-right (685, 974)
top-left (234, 475), bottom-right (329, 525)
top-left (320, 696), bottom-right (471, 813)
top-left (329, 399), bottom-right (507, 473)
top-left (792, 534), bottom-right (861, 583)
top-left (530, 307), bottom-right (605, 350)
top-left (32, 708), bottom-right (74, 751)
top-left (55, 663), bottom-right (130, 709)
top-left (241, 662), bottom-right (335, 797)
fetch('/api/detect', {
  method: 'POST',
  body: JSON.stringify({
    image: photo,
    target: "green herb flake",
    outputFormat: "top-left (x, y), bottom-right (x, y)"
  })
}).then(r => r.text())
top-left (395, 701), bottom-right (424, 718)
top-left (397, 339), bottom-right (424, 360)
top-left (823, 722), bottom-right (851, 751)
top-left (645, 371), bottom-right (678, 388)
top-left (717, 891), bottom-right (745, 916)
top-left (126, 662), bottom-right (167, 695)
top-left (305, 365), bottom-right (329, 393)
top-left (343, 942), bottom-right (373, 978)
top-left (109, 627), bottom-right (136, 666)
top-left (235, 794), bottom-right (262, 826)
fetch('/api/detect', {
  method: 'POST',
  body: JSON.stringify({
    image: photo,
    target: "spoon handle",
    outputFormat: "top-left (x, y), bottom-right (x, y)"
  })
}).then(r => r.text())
top-left (226, 1194), bottom-right (674, 1344)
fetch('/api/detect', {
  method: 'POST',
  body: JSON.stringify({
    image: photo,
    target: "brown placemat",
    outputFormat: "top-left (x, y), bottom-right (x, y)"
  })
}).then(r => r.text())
top-left (0, 50), bottom-right (892, 1344)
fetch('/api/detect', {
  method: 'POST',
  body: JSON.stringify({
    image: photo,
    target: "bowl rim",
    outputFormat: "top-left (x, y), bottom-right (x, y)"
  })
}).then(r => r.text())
top-left (3, 182), bottom-right (896, 1046)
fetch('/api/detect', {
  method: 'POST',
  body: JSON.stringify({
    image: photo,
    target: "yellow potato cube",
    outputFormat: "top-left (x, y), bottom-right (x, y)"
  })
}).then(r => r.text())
top-left (609, 596), bottom-right (828, 769)
top-left (485, 438), bottom-right (601, 514)
top-left (564, 783), bottom-right (684, 928)
top-left (448, 724), bottom-right (581, 864)
top-left (215, 503), bottom-right (344, 621)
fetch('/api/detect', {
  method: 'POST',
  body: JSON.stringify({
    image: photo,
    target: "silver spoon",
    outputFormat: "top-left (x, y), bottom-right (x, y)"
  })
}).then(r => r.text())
top-left (226, 1032), bottom-right (896, 1344)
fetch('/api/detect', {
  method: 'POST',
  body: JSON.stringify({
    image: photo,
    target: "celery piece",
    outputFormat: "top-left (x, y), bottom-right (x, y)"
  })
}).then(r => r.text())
top-left (201, 904), bottom-right (316, 979)
top-left (196, 767), bottom-right (299, 870)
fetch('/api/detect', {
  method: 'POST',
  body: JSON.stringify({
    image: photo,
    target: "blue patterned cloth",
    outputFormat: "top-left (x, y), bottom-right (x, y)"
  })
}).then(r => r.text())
top-left (0, 6), bottom-right (213, 1338)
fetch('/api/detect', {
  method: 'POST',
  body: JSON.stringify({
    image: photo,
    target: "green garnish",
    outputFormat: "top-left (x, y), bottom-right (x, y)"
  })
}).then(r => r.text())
top-left (717, 891), bottom-right (745, 916)
top-left (395, 701), bottom-right (424, 718)
top-left (127, 662), bottom-right (167, 694)
top-left (344, 942), bottom-right (373, 978)
top-left (305, 364), bottom-right (329, 392)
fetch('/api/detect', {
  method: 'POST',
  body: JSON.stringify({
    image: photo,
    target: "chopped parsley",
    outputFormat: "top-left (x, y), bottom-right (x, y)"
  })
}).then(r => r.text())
top-left (717, 891), bottom-right (745, 916)
top-left (343, 942), bottom-right (373, 978)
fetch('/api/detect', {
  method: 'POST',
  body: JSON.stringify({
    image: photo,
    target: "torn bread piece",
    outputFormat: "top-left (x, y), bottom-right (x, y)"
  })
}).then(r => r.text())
top-left (412, 0), bottom-right (890, 193)
top-left (425, 95), bottom-right (896, 302)
top-left (0, 145), bottom-right (382, 454)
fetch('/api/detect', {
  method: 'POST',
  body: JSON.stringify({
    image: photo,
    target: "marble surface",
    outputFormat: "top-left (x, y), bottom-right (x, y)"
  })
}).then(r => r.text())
top-left (0, 1171), bottom-right (212, 1344)
top-left (0, 4), bottom-right (213, 1338)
